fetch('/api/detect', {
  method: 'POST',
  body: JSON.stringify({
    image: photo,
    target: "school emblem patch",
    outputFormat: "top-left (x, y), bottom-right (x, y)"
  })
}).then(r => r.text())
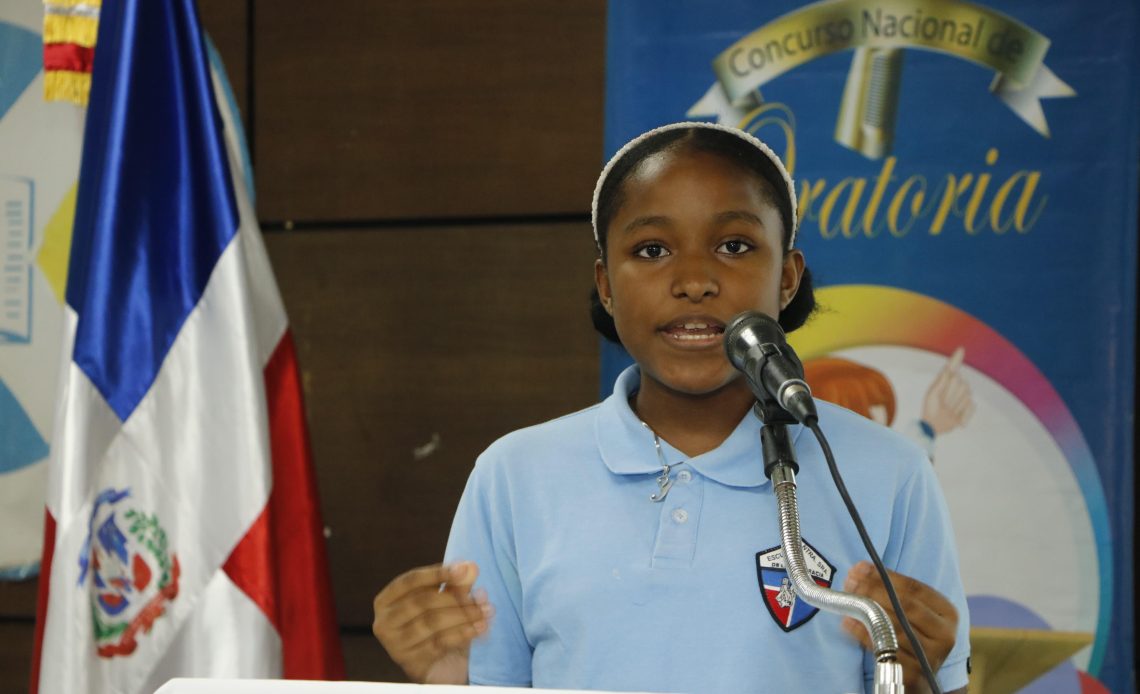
top-left (756, 539), bottom-right (835, 632)
top-left (78, 488), bottom-right (181, 658)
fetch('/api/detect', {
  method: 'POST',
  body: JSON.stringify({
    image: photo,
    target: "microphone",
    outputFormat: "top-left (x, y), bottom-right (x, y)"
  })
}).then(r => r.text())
top-left (724, 311), bottom-right (818, 425)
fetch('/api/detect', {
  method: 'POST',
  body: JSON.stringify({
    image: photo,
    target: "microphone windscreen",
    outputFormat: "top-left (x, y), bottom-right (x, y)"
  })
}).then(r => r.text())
top-left (724, 311), bottom-right (785, 367)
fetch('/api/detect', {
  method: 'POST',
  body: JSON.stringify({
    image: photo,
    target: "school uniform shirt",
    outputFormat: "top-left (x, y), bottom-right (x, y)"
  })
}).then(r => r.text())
top-left (445, 365), bottom-right (970, 693)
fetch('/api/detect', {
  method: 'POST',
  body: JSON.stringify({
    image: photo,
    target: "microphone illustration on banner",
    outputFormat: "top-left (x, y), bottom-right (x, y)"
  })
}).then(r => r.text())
top-left (724, 311), bottom-right (818, 425)
top-left (835, 47), bottom-right (904, 159)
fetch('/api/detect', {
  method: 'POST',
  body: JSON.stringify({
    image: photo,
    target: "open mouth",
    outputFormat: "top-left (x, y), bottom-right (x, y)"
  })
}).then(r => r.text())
top-left (661, 319), bottom-right (726, 343)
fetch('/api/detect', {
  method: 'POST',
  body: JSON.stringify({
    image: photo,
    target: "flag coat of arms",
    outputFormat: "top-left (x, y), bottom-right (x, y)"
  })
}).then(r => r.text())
top-left (30, 1), bottom-right (343, 691)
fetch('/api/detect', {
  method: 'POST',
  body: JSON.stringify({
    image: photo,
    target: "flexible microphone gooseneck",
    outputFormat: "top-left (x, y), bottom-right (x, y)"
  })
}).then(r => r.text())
top-left (724, 311), bottom-right (942, 694)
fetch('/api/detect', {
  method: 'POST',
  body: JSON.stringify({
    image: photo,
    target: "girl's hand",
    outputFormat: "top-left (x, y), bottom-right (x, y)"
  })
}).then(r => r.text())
top-left (841, 561), bottom-right (960, 694)
top-left (372, 562), bottom-right (493, 684)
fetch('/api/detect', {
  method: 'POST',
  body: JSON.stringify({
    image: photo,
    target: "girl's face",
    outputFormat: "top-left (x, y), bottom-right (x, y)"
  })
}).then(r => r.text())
top-left (595, 147), bottom-right (804, 399)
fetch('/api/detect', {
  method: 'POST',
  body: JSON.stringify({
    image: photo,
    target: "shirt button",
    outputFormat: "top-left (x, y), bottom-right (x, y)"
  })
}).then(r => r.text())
top-left (677, 470), bottom-right (692, 483)
top-left (671, 508), bottom-right (689, 524)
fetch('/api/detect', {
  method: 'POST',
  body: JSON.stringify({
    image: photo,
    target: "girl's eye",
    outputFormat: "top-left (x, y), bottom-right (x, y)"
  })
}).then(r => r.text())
top-left (718, 239), bottom-right (754, 255)
top-left (634, 244), bottom-right (670, 259)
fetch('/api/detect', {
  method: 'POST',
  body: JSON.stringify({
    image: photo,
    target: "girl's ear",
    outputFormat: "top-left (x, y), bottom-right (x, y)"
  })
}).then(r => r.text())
top-left (779, 250), bottom-right (805, 310)
top-left (595, 258), bottom-right (614, 315)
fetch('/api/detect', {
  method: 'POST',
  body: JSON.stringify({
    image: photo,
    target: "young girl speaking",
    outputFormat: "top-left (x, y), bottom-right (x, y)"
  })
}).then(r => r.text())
top-left (372, 122), bottom-right (969, 693)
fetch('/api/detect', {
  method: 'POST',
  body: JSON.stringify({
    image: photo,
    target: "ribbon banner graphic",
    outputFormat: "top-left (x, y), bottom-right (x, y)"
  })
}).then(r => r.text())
top-left (692, 0), bottom-right (1074, 159)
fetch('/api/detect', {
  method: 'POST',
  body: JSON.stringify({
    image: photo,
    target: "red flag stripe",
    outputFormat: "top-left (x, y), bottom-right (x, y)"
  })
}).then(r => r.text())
top-left (43, 43), bottom-right (95, 73)
top-left (222, 508), bottom-right (279, 632)
top-left (223, 331), bottom-right (344, 679)
top-left (29, 511), bottom-right (57, 694)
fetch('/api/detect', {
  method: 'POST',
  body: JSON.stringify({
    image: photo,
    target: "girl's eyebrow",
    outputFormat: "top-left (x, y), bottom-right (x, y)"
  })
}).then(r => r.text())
top-left (621, 215), bottom-right (672, 235)
top-left (714, 210), bottom-right (766, 228)
top-left (621, 210), bottom-right (766, 235)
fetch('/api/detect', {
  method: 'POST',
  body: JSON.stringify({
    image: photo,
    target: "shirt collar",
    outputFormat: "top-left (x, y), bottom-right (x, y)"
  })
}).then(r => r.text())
top-left (595, 366), bottom-right (803, 488)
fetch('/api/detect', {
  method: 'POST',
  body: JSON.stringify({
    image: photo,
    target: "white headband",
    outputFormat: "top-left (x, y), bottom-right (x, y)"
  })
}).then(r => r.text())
top-left (590, 121), bottom-right (799, 252)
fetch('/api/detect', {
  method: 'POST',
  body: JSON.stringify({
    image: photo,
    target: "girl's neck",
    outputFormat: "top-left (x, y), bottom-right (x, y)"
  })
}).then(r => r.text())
top-left (631, 377), bottom-right (756, 458)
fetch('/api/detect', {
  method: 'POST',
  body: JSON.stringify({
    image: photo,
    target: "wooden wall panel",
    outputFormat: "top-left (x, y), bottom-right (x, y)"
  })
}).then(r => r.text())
top-left (342, 631), bottom-right (404, 684)
top-left (198, 0), bottom-right (249, 128)
top-left (0, 621), bottom-right (34, 693)
top-left (0, 577), bottom-right (36, 692)
top-left (253, 0), bottom-right (606, 222)
top-left (264, 222), bottom-right (601, 628)
top-left (0, 579), bottom-right (37, 618)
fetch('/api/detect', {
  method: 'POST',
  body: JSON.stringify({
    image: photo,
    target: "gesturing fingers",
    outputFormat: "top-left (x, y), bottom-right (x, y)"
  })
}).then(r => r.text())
top-left (381, 587), bottom-right (485, 629)
top-left (374, 562), bottom-right (488, 632)
top-left (374, 562), bottom-right (478, 609)
top-left (842, 562), bottom-right (958, 684)
top-left (372, 562), bottom-right (492, 683)
top-left (400, 602), bottom-right (495, 653)
top-left (378, 604), bottom-right (489, 684)
top-left (845, 562), bottom-right (957, 644)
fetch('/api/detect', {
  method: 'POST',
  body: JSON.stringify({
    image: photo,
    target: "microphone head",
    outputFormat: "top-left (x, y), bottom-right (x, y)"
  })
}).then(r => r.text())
top-left (724, 311), bottom-right (786, 368)
top-left (724, 310), bottom-right (816, 424)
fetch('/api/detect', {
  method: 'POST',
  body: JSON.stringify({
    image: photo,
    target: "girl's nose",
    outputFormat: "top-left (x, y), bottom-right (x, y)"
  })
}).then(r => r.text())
top-left (671, 256), bottom-right (719, 301)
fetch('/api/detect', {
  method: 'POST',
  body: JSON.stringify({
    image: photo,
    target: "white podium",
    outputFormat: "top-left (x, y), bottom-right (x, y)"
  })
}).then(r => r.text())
top-left (156, 679), bottom-right (654, 694)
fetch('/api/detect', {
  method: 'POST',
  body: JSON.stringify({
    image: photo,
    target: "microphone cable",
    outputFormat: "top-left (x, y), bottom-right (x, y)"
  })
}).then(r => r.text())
top-left (805, 418), bottom-right (943, 694)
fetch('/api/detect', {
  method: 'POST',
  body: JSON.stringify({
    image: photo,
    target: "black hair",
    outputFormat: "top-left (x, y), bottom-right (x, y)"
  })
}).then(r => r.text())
top-left (589, 126), bottom-right (816, 345)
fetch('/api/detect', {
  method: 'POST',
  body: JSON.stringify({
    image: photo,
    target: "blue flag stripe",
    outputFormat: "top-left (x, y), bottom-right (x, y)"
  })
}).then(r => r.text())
top-left (67, 0), bottom-right (239, 422)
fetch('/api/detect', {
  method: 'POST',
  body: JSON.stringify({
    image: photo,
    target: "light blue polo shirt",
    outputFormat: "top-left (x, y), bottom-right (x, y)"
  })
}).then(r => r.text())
top-left (445, 366), bottom-right (970, 692)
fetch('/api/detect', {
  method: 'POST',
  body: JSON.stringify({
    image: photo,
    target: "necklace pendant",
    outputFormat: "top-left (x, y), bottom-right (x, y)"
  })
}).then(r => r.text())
top-left (642, 423), bottom-right (679, 502)
top-left (650, 468), bottom-right (673, 502)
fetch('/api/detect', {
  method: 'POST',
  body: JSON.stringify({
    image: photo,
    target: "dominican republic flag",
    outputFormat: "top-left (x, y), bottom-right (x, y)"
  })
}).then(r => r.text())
top-left (29, 1), bottom-right (344, 691)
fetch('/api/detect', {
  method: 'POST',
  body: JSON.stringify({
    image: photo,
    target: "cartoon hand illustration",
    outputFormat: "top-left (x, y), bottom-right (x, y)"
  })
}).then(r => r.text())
top-left (921, 347), bottom-right (974, 436)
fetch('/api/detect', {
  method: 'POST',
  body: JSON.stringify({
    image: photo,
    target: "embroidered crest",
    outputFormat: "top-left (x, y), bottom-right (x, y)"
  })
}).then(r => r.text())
top-left (78, 488), bottom-right (181, 658)
top-left (756, 538), bottom-right (835, 632)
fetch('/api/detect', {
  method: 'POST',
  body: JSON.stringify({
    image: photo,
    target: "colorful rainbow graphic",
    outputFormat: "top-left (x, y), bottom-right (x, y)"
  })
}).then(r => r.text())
top-left (790, 284), bottom-right (1113, 674)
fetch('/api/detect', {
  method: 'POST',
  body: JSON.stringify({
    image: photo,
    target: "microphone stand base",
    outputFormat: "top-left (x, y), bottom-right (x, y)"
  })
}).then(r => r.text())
top-left (873, 660), bottom-right (905, 694)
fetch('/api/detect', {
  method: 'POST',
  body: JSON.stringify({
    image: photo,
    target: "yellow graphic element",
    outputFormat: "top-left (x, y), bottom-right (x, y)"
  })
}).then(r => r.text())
top-left (738, 102), bottom-right (798, 174)
top-left (789, 285), bottom-right (935, 358)
top-left (792, 285), bottom-right (880, 358)
top-left (687, 4), bottom-right (1057, 238)
top-left (44, 0), bottom-right (102, 8)
top-left (969, 628), bottom-right (1093, 694)
top-left (686, 93), bottom-right (800, 174)
top-left (37, 183), bottom-right (78, 305)
top-left (692, 100), bottom-right (1049, 240)
top-left (796, 145), bottom-right (1045, 239)
top-left (706, 0), bottom-right (1073, 145)
top-left (43, 13), bottom-right (98, 46)
top-left (835, 47), bottom-right (903, 158)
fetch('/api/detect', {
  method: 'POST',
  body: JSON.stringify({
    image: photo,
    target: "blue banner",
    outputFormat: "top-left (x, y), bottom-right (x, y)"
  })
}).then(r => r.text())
top-left (604, 1), bottom-right (1138, 691)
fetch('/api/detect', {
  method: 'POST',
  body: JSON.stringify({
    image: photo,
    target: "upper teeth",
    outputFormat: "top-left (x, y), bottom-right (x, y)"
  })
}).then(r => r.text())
top-left (683, 323), bottom-right (708, 330)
